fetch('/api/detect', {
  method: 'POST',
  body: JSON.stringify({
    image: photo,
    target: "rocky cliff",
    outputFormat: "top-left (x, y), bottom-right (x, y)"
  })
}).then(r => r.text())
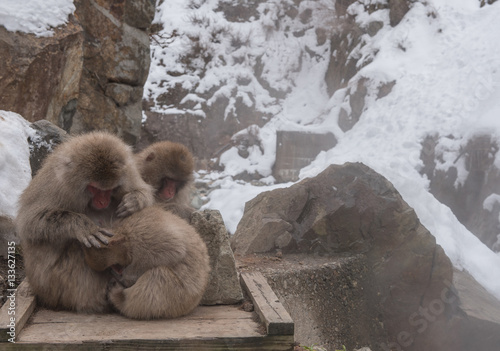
top-left (0, 0), bottom-right (155, 144)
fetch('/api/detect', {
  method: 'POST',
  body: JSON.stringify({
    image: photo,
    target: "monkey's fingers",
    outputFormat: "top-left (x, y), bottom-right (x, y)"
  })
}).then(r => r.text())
top-left (81, 237), bottom-right (92, 248)
top-left (76, 231), bottom-right (96, 248)
top-left (88, 235), bottom-right (103, 248)
top-left (93, 231), bottom-right (113, 246)
top-left (116, 193), bottom-right (141, 218)
top-left (116, 204), bottom-right (130, 218)
top-left (98, 228), bottom-right (114, 237)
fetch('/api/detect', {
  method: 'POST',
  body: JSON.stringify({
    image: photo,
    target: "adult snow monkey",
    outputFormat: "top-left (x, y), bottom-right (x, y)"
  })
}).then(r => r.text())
top-left (16, 131), bottom-right (153, 312)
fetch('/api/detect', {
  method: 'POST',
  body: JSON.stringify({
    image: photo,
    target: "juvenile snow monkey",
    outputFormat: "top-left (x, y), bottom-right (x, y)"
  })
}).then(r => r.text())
top-left (135, 141), bottom-right (195, 219)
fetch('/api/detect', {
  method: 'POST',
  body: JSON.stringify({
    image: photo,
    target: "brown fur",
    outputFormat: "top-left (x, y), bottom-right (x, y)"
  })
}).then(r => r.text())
top-left (84, 206), bottom-right (210, 319)
top-left (15, 132), bottom-right (154, 313)
top-left (135, 141), bottom-right (195, 219)
top-left (83, 234), bottom-right (130, 272)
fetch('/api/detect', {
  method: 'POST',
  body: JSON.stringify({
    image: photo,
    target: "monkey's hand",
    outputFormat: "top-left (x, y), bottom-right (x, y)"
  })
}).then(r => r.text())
top-left (77, 228), bottom-right (114, 248)
top-left (107, 278), bottom-right (125, 309)
top-left (116, 192), bottom-right (148, 218)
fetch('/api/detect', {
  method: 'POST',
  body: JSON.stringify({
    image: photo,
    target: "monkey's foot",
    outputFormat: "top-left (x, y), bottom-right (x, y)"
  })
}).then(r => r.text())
top-left (107, 278), bottom-right (125, 309)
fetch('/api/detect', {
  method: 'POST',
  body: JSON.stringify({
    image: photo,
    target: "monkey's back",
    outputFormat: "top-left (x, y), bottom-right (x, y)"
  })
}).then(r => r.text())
top-left (109, 206), bottom-right (210, 319)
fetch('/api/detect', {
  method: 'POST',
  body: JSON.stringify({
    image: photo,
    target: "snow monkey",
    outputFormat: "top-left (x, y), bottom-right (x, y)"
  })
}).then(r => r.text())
top-left (83, 205), bottom-right (210, 319)
top-left (15, 132), bottom-right (154, 313)
top-left (83, 140), bottom-right (209, 319)
top-left (135, 141), bottom-right (195, 219)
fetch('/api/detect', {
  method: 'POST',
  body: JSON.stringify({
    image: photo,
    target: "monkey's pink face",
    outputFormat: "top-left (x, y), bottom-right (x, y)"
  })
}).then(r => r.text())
top-left (159, 178), bottom-right (178, 201)
top-left (87, 183), bottom-right (113, 210)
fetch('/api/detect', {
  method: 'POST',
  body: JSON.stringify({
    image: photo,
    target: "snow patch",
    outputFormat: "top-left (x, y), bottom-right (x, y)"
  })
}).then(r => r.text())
top-left (0, 0), bottom-right (75, 37)
top-left (0, 111), bottom-right (35, 218)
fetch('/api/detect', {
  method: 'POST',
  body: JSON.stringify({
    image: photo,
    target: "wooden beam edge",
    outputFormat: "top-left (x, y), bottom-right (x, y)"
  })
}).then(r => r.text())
top-left (240, 271), bottom-right (294, 336)
top-left (2, 335), bottom-right (294, 351)
top-left (0, 280), bottom-right (36, 342)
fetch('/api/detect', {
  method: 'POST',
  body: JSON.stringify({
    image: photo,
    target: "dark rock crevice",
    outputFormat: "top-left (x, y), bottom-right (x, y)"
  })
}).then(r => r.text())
top-left (421, 134), bottom-right (500, 251)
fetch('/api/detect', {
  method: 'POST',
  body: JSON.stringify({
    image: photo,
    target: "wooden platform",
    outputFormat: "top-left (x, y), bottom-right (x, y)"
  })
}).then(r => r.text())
top-left (0, 272), bottom-right (294, 350)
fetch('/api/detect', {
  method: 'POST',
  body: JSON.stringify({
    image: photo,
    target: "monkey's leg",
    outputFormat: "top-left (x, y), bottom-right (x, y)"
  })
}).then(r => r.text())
top-left (24, 244), bottom-right (111, 313)
top-left (108, 265), bottom-right (205, 320)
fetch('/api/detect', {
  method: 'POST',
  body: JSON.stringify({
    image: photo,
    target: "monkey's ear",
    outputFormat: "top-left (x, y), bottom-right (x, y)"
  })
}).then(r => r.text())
top-left (145, 152), bottom-right (156, 162)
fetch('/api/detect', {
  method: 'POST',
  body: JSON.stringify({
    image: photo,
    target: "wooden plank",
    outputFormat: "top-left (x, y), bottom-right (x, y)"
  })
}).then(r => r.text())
top-left (30, 304), bottom-right (250, 324)
top-left (240, 272), bottom-right (294, 336)
top-left (0, 276), bottom-right (294, 350)
top-left (9, 304), bottom-right (293, 350)
top-left (18, 306), bottom-right (260, 343)
top-left (0, 280), bottom-right (36, 342)
top-left (0, 335), bottom-right (294, 350)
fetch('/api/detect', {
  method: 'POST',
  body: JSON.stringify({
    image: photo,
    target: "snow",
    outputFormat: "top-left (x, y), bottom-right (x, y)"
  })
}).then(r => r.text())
top-left (0, 111), bottom-right (35, 219)
top-left (484, 194), bottom-right (500, 212)
top-left (0, 0), bottom-right (74, 37)
top-left (144, 0), bottom-right (327, 119)
top-left (197, 0), bottom-right (500, 301)
top-left (297, 1), bottom-right (500, 302)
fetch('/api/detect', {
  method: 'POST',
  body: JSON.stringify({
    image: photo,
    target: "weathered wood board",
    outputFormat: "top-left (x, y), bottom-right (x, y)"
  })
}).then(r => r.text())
top-left (240, 272), bottom-right (294, 336)
top-left (0, 272), bottom-right (294, 350)
top-left (0, 280), bottom-right (36, 342)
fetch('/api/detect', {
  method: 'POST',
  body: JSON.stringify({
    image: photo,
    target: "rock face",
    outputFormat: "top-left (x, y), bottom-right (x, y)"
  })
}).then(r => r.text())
top-left (28, 120), bottom-right (69, 177)
top-left (71, 0), bottom-right (155, 144)
top-left (191, 210), bottom-right (243, 305)
top-left (452, 269), bottom-right (500, 351)
top-left (139, 0), bottom-right (340, 168)
top-left (232, 162), bottom-right (498, 350)
top-left (0, 17), bottom-right (83, 124)
top-left (0, 0), bottom-right (155, 144)
top-left (421, 134), bottom-right (500, 252)
top-left (325, 0), bottom-right (410, 132)
top-left (139, 103), bottom-right (267, 167)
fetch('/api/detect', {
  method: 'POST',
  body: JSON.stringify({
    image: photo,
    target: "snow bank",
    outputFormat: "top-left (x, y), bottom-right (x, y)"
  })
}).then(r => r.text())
top-left (0, 111), bottom-right (34, 218)
top-left (0, 0), bottom-right (74, 37)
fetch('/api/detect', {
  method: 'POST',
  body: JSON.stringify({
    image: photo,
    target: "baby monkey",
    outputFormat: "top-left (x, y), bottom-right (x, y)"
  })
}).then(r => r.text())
top-left (135, 141), bottom-right (195, 219)
top-left (84, 206), bottom-right (210, 319)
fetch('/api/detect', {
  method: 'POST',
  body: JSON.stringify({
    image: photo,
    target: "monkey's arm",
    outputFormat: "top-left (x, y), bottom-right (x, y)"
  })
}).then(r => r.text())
top-left (115, 167), bottom-right (154, 218)
top-left (116, 187), bottom-right (154, 218)
top-left (161, 203), bottom-right (195, 221)
top-left (16, 209), bottom-right (113, 248)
